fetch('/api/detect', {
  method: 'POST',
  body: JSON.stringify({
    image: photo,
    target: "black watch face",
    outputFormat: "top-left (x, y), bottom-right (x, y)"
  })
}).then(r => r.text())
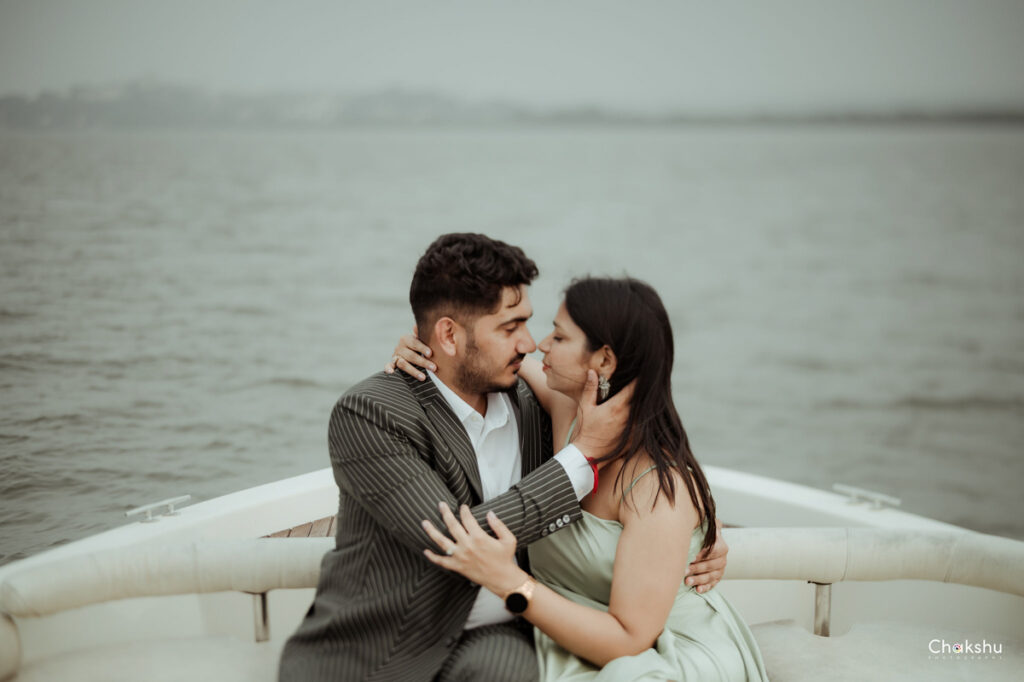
top-left (505, 592), bottom-right (529, 614)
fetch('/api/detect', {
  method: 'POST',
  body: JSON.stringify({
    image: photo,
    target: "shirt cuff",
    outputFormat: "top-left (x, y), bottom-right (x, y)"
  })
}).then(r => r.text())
top-left (553, 444), bottom-right (594, 500)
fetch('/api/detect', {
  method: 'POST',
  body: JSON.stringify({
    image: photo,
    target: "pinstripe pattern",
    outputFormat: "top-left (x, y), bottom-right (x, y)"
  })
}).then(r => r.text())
top-left (436, 622), bottom-right (539, 682)
top-left (279, 370), bottom-right (580, 682)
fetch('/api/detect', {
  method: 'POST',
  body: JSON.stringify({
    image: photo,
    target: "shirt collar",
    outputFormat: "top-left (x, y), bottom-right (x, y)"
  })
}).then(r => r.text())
top-left (427, 370), bottom-right (510, 431)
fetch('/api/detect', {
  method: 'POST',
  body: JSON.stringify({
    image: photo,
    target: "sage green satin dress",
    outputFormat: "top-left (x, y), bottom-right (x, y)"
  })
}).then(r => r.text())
top-left (528, 464), bottom-right (768, 681)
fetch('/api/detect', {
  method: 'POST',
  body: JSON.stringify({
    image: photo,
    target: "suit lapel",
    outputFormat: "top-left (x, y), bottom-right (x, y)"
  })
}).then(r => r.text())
top-left (404, 372), bottom-right (484, 502)
top-left (509, 379), bottom-right (543, 477)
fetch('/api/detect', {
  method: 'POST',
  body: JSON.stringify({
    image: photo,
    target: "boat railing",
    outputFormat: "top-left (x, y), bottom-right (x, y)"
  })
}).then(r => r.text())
top-left (1, 527), bottom-right (1022, 680)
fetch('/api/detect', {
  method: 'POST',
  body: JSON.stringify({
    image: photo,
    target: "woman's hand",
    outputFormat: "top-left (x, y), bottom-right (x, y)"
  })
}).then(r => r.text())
top-left (384, 328), bottom-right (435, 381)
top-left (422, 503), bottom-right (527, 597)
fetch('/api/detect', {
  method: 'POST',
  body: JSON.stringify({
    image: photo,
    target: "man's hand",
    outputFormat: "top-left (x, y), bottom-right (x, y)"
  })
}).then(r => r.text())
top-left (572, 370), bottom-right (634, 459)
top-left (685, 519), bottom-right (728, 594)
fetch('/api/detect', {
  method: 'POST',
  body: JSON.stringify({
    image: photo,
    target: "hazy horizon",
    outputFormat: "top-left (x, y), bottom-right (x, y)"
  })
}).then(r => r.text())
top-left (2, 1), bottom-right (1024, 115)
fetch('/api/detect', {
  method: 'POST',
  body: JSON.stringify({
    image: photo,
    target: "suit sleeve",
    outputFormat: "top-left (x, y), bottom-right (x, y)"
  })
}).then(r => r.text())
top-left (328, 392), bottom-right (581, 554)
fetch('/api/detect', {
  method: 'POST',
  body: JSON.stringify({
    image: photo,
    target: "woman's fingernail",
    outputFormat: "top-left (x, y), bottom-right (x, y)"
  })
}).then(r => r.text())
top-left (425, 349), bottom-right (432, 357)
top-left (418, 374), bottom-right (425, 380)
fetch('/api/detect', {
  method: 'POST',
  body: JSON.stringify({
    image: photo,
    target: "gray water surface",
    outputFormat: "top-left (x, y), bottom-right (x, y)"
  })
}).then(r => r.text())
top-left (2, 125), bottom-right (1023, 565)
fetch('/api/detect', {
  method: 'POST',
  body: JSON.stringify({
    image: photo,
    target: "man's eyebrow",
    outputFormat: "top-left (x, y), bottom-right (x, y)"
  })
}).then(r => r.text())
top-left (498, 312), bottom-right (532, 326)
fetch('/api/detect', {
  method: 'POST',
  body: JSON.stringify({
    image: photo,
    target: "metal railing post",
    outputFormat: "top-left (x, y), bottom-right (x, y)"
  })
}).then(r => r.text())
top-left (810, 582), bottom-right (832, 637)
top-left (253, 592), bottom-right (270, 642)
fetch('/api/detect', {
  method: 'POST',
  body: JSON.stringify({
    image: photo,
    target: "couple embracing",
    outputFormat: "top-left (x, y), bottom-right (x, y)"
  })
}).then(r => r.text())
top-left (279, 233), bottom-right (767, 681)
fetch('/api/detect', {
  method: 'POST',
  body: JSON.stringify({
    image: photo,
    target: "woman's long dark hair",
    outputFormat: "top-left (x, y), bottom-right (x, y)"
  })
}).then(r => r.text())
top-left (565, 277), bottom-right (717, 551)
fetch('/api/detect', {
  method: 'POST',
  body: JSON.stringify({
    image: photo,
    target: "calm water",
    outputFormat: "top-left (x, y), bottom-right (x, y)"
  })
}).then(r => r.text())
top-left (2, 125), bottom-right (1023, 565)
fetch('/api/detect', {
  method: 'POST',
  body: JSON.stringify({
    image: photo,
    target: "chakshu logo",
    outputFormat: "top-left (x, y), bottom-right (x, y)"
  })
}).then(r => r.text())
top-left (929, 639), bottom-right (1003, 656)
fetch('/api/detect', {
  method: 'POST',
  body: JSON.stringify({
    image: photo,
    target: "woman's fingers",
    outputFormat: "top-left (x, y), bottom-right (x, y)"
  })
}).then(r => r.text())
top-left (397, 335), bottom-right (436, 371)
top-left (459, 504), bottom-right (486, 537)
top-left (397, 347), bottom-right (435, 371)
top-left (421, 519), bottom-right (456, 554)
top-left (395, 356), bottom-right (426, 381)
top-left (385, 329), bottom-right (432, 376)
top-left (486, 510), bottom-right (516, 546)
top-left (439, 502), bottom-right (469, 541)
top-left (386, 333), bottom-right (436, 379)
top-left (405, 333), bottom-right (434, 361)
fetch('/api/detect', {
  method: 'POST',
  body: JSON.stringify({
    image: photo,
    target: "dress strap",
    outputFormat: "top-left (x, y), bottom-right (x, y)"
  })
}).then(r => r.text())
top-left (620, 464), bottom-right (659, 502)
top-left (563, 416), bottom-right (578, 449)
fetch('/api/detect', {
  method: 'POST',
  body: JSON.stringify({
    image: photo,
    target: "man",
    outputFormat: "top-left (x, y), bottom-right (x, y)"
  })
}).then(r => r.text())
top-left (279, 233), bottom-right (726, 681)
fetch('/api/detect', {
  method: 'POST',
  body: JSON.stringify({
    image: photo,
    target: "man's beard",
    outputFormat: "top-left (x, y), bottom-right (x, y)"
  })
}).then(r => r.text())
top-left (456, 332), bottom-right (523, 395)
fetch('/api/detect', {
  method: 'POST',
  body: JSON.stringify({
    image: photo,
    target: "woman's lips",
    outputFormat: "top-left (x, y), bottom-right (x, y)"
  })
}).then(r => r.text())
top-left (542, 364), bottom-right (550, 372)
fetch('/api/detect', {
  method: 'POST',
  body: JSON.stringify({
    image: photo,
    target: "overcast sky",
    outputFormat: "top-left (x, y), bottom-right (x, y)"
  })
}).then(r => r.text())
top-left (2, 0), bottom-right (1023, 113)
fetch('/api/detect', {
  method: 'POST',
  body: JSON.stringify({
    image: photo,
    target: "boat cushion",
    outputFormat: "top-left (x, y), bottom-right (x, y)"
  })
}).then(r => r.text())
top-left (12, 636), bottom-right (284, 682)
top-left (751, 619), bottom-right (1021, 681)
top-left (10, 621), bottom-right (1021, 682)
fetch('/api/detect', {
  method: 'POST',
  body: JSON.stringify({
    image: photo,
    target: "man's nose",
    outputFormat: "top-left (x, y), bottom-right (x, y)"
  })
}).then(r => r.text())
top-left (518, 329), bottom-right (537, 354)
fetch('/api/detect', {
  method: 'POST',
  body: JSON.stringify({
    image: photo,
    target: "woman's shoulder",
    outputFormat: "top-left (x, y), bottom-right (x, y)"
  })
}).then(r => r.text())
top-left (617, 456), bottom-right (698, 522)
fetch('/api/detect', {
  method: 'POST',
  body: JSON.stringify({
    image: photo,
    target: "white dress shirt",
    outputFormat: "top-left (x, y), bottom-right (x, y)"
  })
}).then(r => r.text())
top-left (427, 371), bottom-right (593, 629)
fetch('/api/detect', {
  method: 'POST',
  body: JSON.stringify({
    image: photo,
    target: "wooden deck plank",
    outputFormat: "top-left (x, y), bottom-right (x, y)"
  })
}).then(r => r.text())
top-left (289, 522), bottom-right (314, 538)
top-left (309, 516), bottom-right (333, 537)
top-left (264, 516), bottom-right (737, 539)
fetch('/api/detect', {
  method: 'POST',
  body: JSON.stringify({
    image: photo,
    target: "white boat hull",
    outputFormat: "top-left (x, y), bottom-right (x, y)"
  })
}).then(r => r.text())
top-left (1, 467), bottom-right (1021, 681)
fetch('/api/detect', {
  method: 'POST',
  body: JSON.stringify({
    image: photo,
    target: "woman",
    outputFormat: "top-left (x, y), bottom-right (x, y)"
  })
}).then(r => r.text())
top-left (393, 277), bottom-right (767, 681)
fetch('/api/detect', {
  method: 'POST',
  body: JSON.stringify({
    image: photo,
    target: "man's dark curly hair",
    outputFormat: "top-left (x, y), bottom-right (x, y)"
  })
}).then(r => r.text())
top-left (410, 233), bottom-right (539, 337)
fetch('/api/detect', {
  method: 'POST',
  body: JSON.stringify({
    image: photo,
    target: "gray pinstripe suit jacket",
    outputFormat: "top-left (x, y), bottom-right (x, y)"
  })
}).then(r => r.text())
top-left (278, 370), bottom-right (582, 682)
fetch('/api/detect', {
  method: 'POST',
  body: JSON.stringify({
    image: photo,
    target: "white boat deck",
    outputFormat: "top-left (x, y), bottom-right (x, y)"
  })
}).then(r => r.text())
top-left (1, 466), bottom-right (1021, 681)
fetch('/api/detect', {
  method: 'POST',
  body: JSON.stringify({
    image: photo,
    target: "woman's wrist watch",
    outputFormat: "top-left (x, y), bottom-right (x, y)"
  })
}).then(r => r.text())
top-left (503, 576), bottom-right (537, 614)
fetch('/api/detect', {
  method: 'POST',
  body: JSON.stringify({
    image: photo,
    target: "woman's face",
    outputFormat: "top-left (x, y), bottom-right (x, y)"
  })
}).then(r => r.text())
top-left (537, 302), bottom-right (595, 399)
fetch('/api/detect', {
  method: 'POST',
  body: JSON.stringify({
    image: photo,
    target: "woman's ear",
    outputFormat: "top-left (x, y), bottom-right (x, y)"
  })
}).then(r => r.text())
top-left (595, 345), bottom-right (617, 378)
top-left (434, 317), bottom-right (461, 357)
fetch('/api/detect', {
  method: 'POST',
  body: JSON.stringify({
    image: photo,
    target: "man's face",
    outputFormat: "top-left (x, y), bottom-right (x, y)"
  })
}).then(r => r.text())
top-left (456, 285), bottom-right (536, 394)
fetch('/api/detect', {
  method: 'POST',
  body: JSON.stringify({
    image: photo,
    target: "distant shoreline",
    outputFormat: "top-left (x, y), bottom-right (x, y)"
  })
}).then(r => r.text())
top-left (5, 116), bottom-right (1024, 133)
top-left (2, 83), bottom-right (1022, 131)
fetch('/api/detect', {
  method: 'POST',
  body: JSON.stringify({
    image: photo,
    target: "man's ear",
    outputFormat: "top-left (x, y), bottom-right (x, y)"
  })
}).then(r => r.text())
top-left (434, 317), bottom-right (461, 357)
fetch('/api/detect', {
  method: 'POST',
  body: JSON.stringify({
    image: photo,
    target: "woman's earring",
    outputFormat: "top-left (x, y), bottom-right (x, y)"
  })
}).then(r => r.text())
top-left (598, 375), bottom-right (610, 401)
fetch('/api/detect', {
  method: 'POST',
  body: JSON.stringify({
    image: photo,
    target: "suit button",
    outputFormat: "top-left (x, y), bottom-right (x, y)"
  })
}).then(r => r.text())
top-left (541, 528), bottom-right (549, 537)
top-left (562, 514), bottom-right (571, 524)
top-left (548, 523), bottom-right (557, 533)
top-left (556, 519), bottom-right (564, 528)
